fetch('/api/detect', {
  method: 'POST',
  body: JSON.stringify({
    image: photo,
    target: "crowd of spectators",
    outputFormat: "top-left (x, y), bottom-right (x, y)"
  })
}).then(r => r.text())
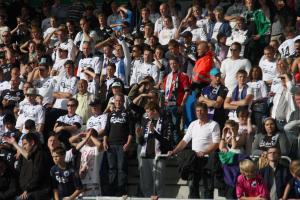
top-left (0, 0), bottom-right (300, 199)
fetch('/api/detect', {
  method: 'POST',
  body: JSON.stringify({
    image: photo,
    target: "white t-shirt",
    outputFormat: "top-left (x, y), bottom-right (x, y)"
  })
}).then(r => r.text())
top-left (226, 86), bottom-right (253, 121)
top-left (53, 76), bottom-right (77, 110)
top-left (259, 57), bottom-right (277, 82)
top-left (130, 62), bottom-right (159, 85)
top-left (211, 22), bottom-right (223, 43)
top-left (56, 114), bottom-right (83, 126)
top-left (33, 77), bottom-right (57, 105)
top-left (86, 114), bottom-right (107, 133)
top-left (183, 120), bottom-right (220, 152)
top-left (43, 27), bottom-right (58, 47)
top-left (278, 38), bottom-right (295, 58)
top-left (182, 27), bottom-right (207, 42)
top-left (77, 57), bottom-right (101, 80)
top-left (220, 57), bottom-right (252, 91)
top-left (154, 16), bottom-right (179, 34)
top-left (270, 76), bottom-right (282, 94)
top-left (74, 30), bottom-right (98, 52)
top-left (80, 145), bottom-right (101, 185)
top-left (158, 27), bottom-right (176, 45)
top-left (16, 103), bottom-right (45, 129)
top-left (247, 81), bottom-right (268, 100)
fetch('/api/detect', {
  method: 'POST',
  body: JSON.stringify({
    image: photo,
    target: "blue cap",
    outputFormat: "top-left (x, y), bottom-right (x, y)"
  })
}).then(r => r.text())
top-left (209, 67), bottom-right (221, 76)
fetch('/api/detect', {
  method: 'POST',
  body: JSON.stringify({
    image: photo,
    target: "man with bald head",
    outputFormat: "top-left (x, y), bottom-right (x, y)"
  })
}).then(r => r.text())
top-left (191, 41), bottom-right (213, 92)
top-left (154, 3), bottom-right (179, 36)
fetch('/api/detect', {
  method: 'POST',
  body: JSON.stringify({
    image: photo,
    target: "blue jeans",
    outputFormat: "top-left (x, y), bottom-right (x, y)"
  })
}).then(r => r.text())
top-left (166, 105), bottom-right (182, 144)
top-left (106, 144), bottom-right (128, 196)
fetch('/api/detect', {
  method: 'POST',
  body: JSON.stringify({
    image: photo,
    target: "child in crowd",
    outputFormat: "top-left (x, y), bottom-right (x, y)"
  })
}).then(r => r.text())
top-left (219, 119), bottom-right (245, 153)
top-left (236, 159), bottom-right (269, 200)
top-left (282, 160), bottom-right (300, 199)
top-left (50, 146), bottom-right (83, 200)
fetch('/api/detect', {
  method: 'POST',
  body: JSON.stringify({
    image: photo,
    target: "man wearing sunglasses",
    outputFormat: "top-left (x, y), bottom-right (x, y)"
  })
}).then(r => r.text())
top-left (220, 42), bottom-right (251, 91)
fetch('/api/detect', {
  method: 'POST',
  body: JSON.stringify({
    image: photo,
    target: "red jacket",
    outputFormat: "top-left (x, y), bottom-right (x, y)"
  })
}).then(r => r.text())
top-left (192, 51), bottom-right (213, 84)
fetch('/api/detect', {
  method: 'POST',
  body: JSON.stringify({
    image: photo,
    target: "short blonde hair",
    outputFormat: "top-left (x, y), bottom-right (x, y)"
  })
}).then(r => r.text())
top-left (239, 159), bottom-right (257, 174)
top-left (290, 160), bottom-right (300, 177)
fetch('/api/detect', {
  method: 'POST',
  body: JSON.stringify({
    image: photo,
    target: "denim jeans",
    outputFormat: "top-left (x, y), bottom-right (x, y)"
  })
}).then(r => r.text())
top-left (166, 105), bottom-right (182, 144)
top-left (106, 144), bottom-right (128, 196)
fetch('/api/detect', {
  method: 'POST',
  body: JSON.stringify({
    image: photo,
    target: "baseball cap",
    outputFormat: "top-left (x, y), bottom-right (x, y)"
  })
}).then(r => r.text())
top-left (111, 82), bottom-right (122, 88)
top-left (209, 67), bottom-right (221, 76)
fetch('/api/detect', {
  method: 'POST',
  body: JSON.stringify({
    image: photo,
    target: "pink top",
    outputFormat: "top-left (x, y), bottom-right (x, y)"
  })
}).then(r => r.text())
top-left (236, 174), bottom-right (269, 199)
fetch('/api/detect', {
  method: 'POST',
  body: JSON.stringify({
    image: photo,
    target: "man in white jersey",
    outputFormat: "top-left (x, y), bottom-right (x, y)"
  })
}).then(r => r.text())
top-left (130, 47), bottom-right (159, 86)
top-left (54, 98), bottom-right (83, 150)
top-left (53, 60), bottom-right (77, 110)
top-left (16, 88), bottom-right (45, 135)
top-left (154, 3), bottom-right (179, 36)
top-left (259, 46), bottom-right (277, 87)
top-left (168, 102), bottom-right (220, 199)
top-left (220, 42), bottom-right (251, 91)
top-left (77, 41), bottom-right (101, 80)
top-left (278, 27), bottom-right (296, 58)
top-left (86, 99), bottom-right (107, 136)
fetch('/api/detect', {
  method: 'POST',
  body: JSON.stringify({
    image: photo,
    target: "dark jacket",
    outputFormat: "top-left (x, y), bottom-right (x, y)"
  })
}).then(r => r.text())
top-left (0, 164), bottom-right (18, 200)
top-left (177, 149), bottom-right (197, 180)
top-left (137, 113), bottom-right (173, 158)
top-left (18, 144), bottom-right (52, 199)
top-left (260, 163), bottom-right (291, 198)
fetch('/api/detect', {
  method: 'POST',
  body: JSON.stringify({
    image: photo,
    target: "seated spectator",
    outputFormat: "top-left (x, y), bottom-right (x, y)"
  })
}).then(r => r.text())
top-left (0, 157), bottom-right (18, 200)
top-left (81, 67), bottom-right (99, 96)
top-left (53, 98), bottom-right (83, 150)
top-left (50, 147), bottom-right (83, 200)
top-left (224, 69), bottom-right (253, 121)
top-left (154, 3), bottom-right (179, 36)
top-left (220, 120), bottom-right (246, 154)
top-left (136, 102), bottom-right (172, 197)
top-left (10, 133), bottom-right (52, 200)
top-left (282, 160), bottom-right (300, 199)
top-left (198, 67), bottom-right (228, 129)
top-left (260, 147), bottom-right (291, 200)
top-left (252, 117), bottom-right (290, 157)
top-left (43, 16), bottom-right (58, 49)
top-left (236, 159), bottom-right (269, 200)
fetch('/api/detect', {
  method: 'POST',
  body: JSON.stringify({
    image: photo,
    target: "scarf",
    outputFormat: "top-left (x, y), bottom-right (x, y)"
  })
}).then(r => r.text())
top-left (232, 85), bottom-right (248, 101)
top-left (165, 71), bottom-right (179, 106)
top-left (140, 117), bottom-right (162, 158)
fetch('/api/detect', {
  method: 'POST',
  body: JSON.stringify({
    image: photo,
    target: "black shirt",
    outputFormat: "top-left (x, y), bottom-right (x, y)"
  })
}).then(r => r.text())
top-left (104, 108), bottom-right (134, 145)
top-left (0, 89), bottom-right (24, 111)
top-left (50, 164), bottom-right (82, 199)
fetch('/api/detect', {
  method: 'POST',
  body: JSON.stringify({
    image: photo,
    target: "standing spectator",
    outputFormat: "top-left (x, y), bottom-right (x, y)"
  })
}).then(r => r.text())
top-left (136, 102), bottom-right (172, 197)
top-left (168, 102), bottom-right (220, 198)
top-left (164, 56), bottom-right (189, 144)
top-left (73, 79), bottom-right (95, 125)
top-left (74, 17), bottom-right (98, 53)
top-left (52, 60), bottom-right (77, 111)
top-left (236, 159), bottom-right (269, 200)
top-left (191, 41), bottom-right (213, 91)
top-left (114, 38), bottom-right (131, 86)
top-left (43, 16), bottom-right (58, 49)
top-left (220, 42), bottom-right (251, 91)
top-left (67, 0), bottom-right (85, 26)
top-left (53, 98), bottom-right (83, 150)
top-left (137, 7), bottom-right (153, 34)
top-left (86, 99), bottom-right (107, 136)
top-left (97, 13), bottom-right (113, 43)
top-left (50, 147), bottom-right (83, 200)
top-left (130, 47), bottom-right (159, 85)
top-left (260, 147), bottom-right (291, 200)
top-left (224, 0), bottom-right (247, 27)
top-left (107, 2), bottom-right (121, 28)
top-left (259, 46), bottom-right (277, 89)
top-left (103, 94), bottom-right (134, 196)
top-left (154, 3), bottom-right (179, 36)
top-left (224, 69), bottom-right (253, 121)
top-left (247, 66), bottom-right (268, 132)
top-left (209, 6), bottom-right (231, 43)
top-left (158, 16), bottom-right (177, 46)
